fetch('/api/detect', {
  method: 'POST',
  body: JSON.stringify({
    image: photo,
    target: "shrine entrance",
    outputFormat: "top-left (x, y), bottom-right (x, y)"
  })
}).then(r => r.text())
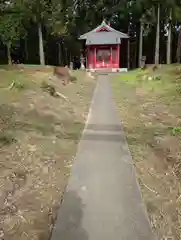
top-left (96, 47), bottom-right (111, 68)
top-left (79, 20), bottom-right (129, 72)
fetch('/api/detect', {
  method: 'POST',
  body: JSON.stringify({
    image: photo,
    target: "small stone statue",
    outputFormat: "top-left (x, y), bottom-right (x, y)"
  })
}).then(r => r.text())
top-left (80, 55), bottom-right (85, 70)
top-left (69, 62), bottom-right (73, 70)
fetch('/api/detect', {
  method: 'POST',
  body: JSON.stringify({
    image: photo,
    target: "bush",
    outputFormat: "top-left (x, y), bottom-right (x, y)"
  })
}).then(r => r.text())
top-left (41, 81), bottom-right (56, 97)
top-left (176, 84), bottom-right (181, 95)
top-left (0, 133), bottom-right (16, 146)
top-left (171, 127), bottom-right (181, 135)
top-left (14, 81), bottom-right (25, 90)
top-left (8, 80), bottom-right (26, 90)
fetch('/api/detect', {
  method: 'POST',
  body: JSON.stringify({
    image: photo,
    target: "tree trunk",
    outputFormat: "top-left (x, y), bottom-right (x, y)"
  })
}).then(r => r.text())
top-left (38, 22), bottom-right (45, 65)
top-left (65, 48), bottom-right (68, 66)
top-left (25, 38), bottom-right (29, 63)
top-left (155, 4), bottom-right (160, 65)
top-left (127, 39), bottom-right (130, 69)
top-left (176, 26), bottom-right (181, 63)
top-left (127, 24), bottom-right (131, 69)
top-left (167, 9), bottom-right (172, 64)
top-left (7, 43), bottom-right (12, 65)
top-left (58, 41), bottom-right (61, 65)
top-left (134, 40), bottom-right (137, 68)
top-left (139, 21), bottom-right (144, 68)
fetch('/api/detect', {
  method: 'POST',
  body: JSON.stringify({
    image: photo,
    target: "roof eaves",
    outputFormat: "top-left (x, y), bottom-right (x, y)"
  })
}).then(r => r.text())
top-left (79, 21), bottom-right (107, 39)
top-left (79, 21), bottom-right (129, 39)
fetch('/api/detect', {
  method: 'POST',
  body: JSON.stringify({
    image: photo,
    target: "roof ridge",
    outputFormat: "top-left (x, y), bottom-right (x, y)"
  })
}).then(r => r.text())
top-left (79, 22), bottom-right (129, 40)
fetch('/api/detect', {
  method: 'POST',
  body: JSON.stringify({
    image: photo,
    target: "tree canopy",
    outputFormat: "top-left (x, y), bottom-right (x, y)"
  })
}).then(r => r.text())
top-left (0, 0), bottom-right (181, 66)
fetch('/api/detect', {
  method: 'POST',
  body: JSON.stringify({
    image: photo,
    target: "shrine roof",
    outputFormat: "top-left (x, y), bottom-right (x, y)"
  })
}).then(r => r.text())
top-left (85, 32), bottom-right (121, 45)
top-left (79, 20), bottom-right (129, 40)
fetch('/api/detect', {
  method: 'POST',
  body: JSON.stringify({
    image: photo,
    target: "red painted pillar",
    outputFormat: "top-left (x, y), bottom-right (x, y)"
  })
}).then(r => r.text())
top-left (87, 47), bottom-right (90, 69)
top-left (94, 47), bottom-right (96, 69)
top-left (110, 46), bottom-right (113, 67)
top-left (86, 47), bottom-right (88, 69)
top-left (117, 44), bottom-right (120, 68)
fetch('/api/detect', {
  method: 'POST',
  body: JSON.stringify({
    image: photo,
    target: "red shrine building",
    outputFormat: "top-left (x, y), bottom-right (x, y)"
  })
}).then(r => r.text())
top-left (79, 21), bottom-right (129, 72)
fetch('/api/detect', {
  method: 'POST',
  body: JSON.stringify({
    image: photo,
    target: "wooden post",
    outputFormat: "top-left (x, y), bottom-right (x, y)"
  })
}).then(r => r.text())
top-left (110, 46), bottom-right (113, 65)
top-left (127, 24), bottom-right (131, 69)
top-left (117, 44), bottom-right (120, 68)
top-left (58, 42), bottom-right (61, 65)
top-left (86, 47), bottom-right (88, 69)
top-left (94, 47), bottom-right (96, 68)
top-left (80, 53), bottom-right (85, 70)
top-left (127, 39), bottom-right (130, 69)
top-left (139, 21), bottom-right (144, 68)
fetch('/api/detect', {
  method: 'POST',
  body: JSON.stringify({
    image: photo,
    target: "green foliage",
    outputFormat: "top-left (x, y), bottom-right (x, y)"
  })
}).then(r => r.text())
top-left (0, 4), bottom-right (27, 48)
top-left (176, 83), bottom-right (181, 94)
top-left (13, 81), bottom-right (26, 90)
top-left (41, 81), bottom-right (56, 97)
top-left (171, 127), bottom-right (181, 135)
top-left (47, 0), bottom-right (67, 36)
top-left (7, 80), bottom-right (26, 90)
top-left (1, 0), bottom-right (181, 66)
top-left (0, 132), bottom-right (16, 146)
top-left (18, 0), bottom-right (50, 23)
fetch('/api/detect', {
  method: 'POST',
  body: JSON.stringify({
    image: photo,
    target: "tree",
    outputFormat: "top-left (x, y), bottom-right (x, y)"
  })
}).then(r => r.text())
top-left (139, 7), bottom-right (155, 67)
top-left (155, 3), bottom-right (160, 65)
top-left (139, 19), bottom-right (144, 67)
top-left (1, 0), bottom-right (181, 67)
top-left (174, 5), bottom-right (181, 63)
top-left (141, 0), bottom-right (163, 65)
top-left (0, 2), bottom-right (27, 64)
top-left (164, 0), bottom-right (178, 64)
top-left (47, 0), bottom-right (69, 65)
top-left (176, 25), bottom-right (181, 63)
top-left (166, 9), bottom-right (172, 64)
top-left (18, 0), bottom-right (52, 65)
top-left (155, 0), bottom-right (181, 64)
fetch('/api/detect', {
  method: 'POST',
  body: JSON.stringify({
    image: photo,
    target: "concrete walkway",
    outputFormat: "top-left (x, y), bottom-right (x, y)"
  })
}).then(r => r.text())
top-left (51, 75), bottom-right (156, 240)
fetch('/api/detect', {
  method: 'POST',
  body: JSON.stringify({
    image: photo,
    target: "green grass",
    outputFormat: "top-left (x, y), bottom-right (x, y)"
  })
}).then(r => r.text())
top-left (0, 65), bottom-right (95, 240)
top-left (171, 127), bottom-right (181, 135)
top-left (112, 64), bottom-right (181, 240)
top-left (0, 132), bottom-right (16, 146)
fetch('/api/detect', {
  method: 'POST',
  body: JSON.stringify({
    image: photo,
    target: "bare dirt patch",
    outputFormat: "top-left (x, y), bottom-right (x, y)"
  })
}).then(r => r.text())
top-left (112, 65), bottom-right (181, 240)
top-left (0, 66), bottom-right (95, 240)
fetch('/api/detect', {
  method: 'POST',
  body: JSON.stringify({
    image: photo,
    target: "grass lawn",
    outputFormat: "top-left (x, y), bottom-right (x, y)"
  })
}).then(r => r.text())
top-left (0, 65), bottom-right (95, 240)
top-left (112, 65), bottom-right (181, 240)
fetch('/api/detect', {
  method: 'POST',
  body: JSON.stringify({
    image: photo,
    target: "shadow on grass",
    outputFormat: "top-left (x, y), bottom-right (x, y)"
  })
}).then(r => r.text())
top-left (123, 123), bottom-right (181, 172)
top-left (0, 104), bottom-right (127, 144)
top-left (0, 104), bottom-right (84, 143)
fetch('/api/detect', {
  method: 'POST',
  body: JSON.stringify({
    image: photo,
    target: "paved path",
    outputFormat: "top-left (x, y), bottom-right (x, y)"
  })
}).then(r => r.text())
top-left (51, 75), bottom-right (156, 240)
